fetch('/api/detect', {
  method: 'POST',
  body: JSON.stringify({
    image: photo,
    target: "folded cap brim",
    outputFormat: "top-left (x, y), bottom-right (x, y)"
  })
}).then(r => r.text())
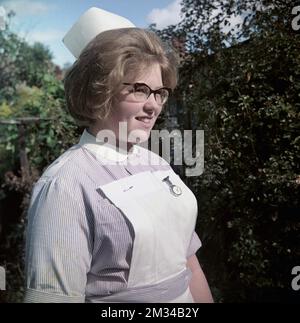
top-left (63, 7), bottom-right (136, 58)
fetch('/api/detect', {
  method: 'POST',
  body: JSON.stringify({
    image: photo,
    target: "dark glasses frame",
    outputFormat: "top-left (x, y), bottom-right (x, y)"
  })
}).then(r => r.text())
top-left (122, 82), bottom-right (172, 103)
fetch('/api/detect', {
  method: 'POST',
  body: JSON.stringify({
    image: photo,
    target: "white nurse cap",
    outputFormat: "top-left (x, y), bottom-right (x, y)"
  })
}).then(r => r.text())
top-left (63, 7), bottom-right (136, 58)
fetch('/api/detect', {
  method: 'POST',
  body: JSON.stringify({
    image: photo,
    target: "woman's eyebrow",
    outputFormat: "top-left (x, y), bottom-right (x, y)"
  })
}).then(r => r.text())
top-left (135, 82), bottom-right (165, 90)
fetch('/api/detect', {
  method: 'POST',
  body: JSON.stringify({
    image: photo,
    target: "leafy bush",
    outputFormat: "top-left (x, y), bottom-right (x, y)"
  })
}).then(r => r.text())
top-left (0, 20), bottom-right (81, 302)
top-left (155, 0), bottom-right (300, 302)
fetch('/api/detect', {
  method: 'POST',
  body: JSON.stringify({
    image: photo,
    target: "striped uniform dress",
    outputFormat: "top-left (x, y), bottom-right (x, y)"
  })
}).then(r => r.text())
top-left (24, 129), bottom-right (202, 303)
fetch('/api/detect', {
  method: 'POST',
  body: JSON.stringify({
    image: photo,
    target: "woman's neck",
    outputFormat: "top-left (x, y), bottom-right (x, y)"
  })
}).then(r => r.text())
top-left (87, 126), bottom-right (134, 153)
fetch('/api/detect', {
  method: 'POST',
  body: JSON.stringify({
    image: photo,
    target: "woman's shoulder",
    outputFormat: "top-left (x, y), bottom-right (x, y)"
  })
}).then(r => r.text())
top-left (30, 145), bottom-right (99, 205)
top-left (39, 144), bottom-right (83, 180)
top-left (34, 144), bottom-right (117, 190)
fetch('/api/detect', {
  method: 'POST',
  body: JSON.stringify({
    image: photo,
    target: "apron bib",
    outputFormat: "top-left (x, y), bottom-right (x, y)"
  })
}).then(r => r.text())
top-left (96, 169), bottom-right (198, 303)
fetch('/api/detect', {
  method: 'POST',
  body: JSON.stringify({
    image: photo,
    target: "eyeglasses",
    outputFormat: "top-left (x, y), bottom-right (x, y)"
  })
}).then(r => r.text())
top-left (123, 82), bottom-right (171, 105)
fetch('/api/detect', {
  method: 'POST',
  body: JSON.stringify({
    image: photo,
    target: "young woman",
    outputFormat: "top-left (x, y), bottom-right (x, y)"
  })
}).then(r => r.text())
top-left (24, 7), bottom-right (213, 303)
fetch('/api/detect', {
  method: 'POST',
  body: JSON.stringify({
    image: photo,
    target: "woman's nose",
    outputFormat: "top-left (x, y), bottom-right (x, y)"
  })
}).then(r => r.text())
top-left (143, 93), bottom-right (161, 112)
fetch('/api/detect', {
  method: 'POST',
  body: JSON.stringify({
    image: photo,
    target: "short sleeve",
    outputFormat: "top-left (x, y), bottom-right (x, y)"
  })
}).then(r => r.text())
top-left (24, 176), bottom-right (93, 303)
top-left (186, 231), bottom-right (202, 258)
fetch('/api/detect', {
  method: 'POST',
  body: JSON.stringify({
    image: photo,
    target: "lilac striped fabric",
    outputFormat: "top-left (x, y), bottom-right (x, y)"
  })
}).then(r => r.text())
top-left (24, 129), bottom-right (202, 303)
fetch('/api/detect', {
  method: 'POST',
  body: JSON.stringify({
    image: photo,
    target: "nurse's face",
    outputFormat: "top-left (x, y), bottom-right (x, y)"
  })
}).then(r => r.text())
top-left (101, 63), bottom-right (165, 147)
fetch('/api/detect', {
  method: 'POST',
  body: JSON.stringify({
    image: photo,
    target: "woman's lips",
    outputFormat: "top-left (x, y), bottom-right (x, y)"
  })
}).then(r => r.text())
top-left (135, 117), bottom-right (153, 128)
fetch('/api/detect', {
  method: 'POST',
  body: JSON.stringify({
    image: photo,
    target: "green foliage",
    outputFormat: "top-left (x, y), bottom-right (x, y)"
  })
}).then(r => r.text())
top-left (0, 18), bottom-right (80, 303)
top-left (156, 0), bottom-right (300, 302)
top-left (0, 26), bottom-right (53, 102)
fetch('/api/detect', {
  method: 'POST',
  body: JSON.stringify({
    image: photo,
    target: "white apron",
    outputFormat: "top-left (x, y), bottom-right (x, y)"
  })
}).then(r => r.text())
top-left (95, 168), bottom-right (198, 303)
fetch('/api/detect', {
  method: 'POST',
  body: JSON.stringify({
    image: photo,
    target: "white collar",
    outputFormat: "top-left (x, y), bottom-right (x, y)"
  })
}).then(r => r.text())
top-left (78, 129), bottom-right (140, 162)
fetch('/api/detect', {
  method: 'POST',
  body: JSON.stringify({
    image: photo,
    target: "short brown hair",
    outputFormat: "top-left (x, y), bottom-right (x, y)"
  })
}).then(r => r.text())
top-left (64, 28), bottom-right (179, 127)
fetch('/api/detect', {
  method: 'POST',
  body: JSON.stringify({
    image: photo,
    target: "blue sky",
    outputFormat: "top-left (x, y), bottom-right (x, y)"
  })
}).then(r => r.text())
top-left (0, 0), bottom-right (183, 67)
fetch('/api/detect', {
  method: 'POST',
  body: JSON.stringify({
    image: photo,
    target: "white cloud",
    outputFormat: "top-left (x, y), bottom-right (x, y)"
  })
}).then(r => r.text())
top-left (2, 0), bottom-right (52, 16)
top-left (147, 0), bottom-right (182, 29)
top-left (0, 6), bottom-right (7, 30)
top-left (21, 29), bottom-right (64, 44)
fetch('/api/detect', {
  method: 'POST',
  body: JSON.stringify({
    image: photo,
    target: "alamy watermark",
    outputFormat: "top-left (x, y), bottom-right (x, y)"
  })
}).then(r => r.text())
top-left (291, 5), bottom-right (300, 31)
top-left (0, 266), bottom-right (5, 290)
top-left (291, 266), bottom-right (300, 291)
top-left (93, 123), bottom-right (204, 177)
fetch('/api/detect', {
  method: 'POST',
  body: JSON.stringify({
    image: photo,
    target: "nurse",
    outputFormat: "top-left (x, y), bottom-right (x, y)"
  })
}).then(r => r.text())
top-left (24, 7), bottom-right (213, 303)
